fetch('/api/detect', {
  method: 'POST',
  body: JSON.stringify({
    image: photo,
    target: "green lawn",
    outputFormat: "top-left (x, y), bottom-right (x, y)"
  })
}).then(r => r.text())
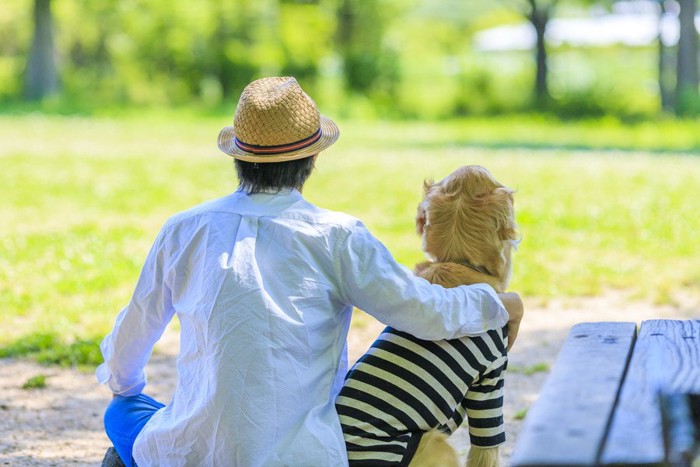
top-left (1, 113), bottom-right (699, 361)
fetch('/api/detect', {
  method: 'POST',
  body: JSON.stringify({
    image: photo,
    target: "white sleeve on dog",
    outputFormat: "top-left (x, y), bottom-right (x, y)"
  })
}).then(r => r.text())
top-left (335, 223), bottom-right (508, 341)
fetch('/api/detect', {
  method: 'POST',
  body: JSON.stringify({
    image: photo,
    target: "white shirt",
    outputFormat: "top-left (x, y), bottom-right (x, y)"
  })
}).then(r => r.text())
top-left (96, 189), bottom-right (508, 467)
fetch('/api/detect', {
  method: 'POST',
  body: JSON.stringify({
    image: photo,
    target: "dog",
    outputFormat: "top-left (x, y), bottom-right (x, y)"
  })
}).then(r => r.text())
top-left (336, 165), bottom-right (518, 466)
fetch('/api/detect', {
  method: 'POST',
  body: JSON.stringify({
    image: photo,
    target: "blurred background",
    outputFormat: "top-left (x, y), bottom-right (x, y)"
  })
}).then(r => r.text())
top-left (3, 0), bottom-right (700, 119)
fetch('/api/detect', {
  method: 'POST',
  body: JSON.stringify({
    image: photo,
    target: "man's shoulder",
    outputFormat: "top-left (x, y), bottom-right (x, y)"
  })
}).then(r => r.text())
top-left (158, 192), bottom-right (366, 235)
top-left (287, 200), bottom-right (362, 230)
top-left (160, 193), bottom-right (241, 232)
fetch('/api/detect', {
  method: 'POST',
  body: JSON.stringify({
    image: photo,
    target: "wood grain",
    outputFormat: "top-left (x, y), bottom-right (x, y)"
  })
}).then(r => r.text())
top-left (601, 319), bottom-right (700, 465)
top-left (510, 321), bottom-right (637, 466)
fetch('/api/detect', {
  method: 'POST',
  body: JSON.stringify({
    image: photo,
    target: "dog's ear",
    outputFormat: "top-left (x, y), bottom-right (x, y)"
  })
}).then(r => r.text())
top-left (415, 178), bottom-right (435, 236)
top-left (491, 187), bottom-right (517, 242)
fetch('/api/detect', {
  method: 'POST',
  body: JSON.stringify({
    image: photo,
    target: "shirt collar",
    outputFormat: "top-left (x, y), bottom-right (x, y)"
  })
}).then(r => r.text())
top-left (228, 188), bottom-right (305, 217)
top-left (235, 187), bottom-right (302, 198)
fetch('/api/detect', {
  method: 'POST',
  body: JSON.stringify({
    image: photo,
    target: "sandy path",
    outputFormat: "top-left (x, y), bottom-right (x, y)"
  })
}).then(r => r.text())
top-left (1, 293), bottom-right (696, 466)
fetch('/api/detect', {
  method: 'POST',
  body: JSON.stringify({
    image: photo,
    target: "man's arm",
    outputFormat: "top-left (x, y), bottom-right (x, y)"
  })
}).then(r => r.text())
top-left (334, 224), bottom-right (509, 341)
top-left (96, 231), bottom-right (175, 396)
top-left (499, 292), bottom-right (524, 351)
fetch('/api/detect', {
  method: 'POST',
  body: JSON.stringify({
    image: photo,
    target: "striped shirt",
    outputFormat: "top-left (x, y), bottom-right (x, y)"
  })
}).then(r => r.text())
top-left (336, 325), bottom-right (508, 466)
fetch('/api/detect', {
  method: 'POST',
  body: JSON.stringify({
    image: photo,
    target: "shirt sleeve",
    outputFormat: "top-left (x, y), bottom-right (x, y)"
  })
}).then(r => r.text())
top-left (465, 361), bottom-right (507, 448)
top-left (334, 222), bottom-right (508, 341)
top-left (95, 228), bottom-right (175, 396)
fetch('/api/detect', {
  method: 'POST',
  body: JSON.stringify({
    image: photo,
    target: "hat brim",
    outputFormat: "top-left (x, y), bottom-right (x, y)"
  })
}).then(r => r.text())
top-left (217, 115), bottom-right (339, 163)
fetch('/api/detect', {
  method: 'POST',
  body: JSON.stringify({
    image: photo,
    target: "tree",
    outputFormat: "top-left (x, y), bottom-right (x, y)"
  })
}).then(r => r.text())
top-left (25, 0), bottom-right (60, 100)
top-left (335, 0), bottom-right (399, 96)
top-left (504, 0), bottom-right (558, 106)
top-left (675, 0), bottom-right (699, 115)
top-left (657, 0), bottom-right (676, 111)
top-left (523, 0), bottom-right (556, 105)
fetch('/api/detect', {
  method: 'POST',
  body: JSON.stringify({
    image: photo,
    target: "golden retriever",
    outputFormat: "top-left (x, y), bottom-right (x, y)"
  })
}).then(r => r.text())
top-left (337, 165), bottom-right (518, 467)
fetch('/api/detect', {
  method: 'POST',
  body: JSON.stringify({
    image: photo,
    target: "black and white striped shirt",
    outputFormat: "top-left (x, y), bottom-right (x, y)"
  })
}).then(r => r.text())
top-left (336, 326), bottom-right (507, 466)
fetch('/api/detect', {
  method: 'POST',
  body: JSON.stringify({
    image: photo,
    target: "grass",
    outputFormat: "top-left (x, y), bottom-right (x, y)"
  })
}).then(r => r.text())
top-left (0, 332), bottom-right (103, 367)
top-left (339, 115), bottom-right (700, 154)
top-left (508, 363), bottom-right (550, 376)
top-left (21, 374), bottom-right (47, 390)
top-left (513, 408), bottom-right (528, 421)
top-left (1, 112), bottom-right (699, 363)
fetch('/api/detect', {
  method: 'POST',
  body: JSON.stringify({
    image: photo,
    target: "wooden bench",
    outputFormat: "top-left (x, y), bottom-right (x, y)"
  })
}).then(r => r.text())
top-left (510, 319), bottom-right (700, 466)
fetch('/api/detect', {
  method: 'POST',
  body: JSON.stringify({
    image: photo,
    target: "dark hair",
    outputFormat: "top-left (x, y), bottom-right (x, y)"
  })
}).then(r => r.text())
top-left (234, 156), bottom-right (316, 194)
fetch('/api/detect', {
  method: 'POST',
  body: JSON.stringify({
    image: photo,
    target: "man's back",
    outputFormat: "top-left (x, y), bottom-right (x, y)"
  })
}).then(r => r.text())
top-left (130, 190), bottom-right (354, 465)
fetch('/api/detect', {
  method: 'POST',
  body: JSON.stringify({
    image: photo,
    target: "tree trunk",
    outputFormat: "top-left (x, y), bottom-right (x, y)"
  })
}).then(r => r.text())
top-left (25, 0), bottom-right (59, 100)
top-left (658, 2), bottom-right (675, 111)
top-left (675, 0), bottom-right (699, 115)
top-left (527, 1), bottom-right (551, 106)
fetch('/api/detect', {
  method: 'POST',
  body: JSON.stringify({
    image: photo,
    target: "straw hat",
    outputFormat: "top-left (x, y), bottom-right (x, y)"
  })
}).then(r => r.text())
top-left (218, 77), bottom-right (339, 163)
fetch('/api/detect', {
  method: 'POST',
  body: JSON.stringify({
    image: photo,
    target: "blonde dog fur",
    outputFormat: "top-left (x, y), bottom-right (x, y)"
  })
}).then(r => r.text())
top-left (409, 165), bottom-right (517, 467)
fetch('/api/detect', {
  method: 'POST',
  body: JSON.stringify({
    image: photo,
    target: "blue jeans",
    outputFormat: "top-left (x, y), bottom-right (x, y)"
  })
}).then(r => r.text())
top-left (104, 393), bottom-right (165, 467)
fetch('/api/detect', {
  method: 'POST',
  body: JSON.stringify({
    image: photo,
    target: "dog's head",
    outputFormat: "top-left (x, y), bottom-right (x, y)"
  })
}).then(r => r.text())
top-left (416, 165), bottom-right (518, 289)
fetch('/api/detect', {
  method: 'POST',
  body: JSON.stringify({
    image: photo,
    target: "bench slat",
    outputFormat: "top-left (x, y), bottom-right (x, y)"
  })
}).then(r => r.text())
top-left (600, 319), bottom-right (700, 465)
top-left (510, 321), bottom-right (637, 467)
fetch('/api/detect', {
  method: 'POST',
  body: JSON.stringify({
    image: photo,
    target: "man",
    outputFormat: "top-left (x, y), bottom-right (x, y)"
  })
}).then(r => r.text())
top-left (97, 76), bottom-right (523, 466)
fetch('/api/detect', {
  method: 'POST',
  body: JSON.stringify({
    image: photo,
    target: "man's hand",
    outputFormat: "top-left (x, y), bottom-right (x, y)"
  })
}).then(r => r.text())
top-left (498, 292), bottom-right (524, 352)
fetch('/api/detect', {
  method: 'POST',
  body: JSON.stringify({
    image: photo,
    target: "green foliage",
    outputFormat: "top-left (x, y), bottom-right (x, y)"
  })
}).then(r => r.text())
top-left (336, 0), bottom-right (399, 97)
top-left (0, 2), bottom-right (29, 101)
top-left (279, 2), bottom-right (335, 84)
top-left (3, 0), bottom-right (342, 109)
top-left (514, 408), bottom-right (528, 420)
top-left (1, 1), bottom-right (686, 120)
top-left (675, 86), bottom-right (700, 117)
top-left (22, 374), bottom-right (47, 390)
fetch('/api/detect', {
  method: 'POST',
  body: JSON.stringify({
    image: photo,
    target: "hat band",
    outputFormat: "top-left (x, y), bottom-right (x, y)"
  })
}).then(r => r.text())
top-left (234, 128), bottom-right (322, 155)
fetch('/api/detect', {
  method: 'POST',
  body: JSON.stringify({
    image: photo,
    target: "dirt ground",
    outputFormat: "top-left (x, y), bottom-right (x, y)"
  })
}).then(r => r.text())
top-left (1, 292), bottom-right (697, 466)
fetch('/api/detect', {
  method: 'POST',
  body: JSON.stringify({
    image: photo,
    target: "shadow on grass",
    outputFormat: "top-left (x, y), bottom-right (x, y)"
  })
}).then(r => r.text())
top-left (380, 138), bottom-right (700, 156)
